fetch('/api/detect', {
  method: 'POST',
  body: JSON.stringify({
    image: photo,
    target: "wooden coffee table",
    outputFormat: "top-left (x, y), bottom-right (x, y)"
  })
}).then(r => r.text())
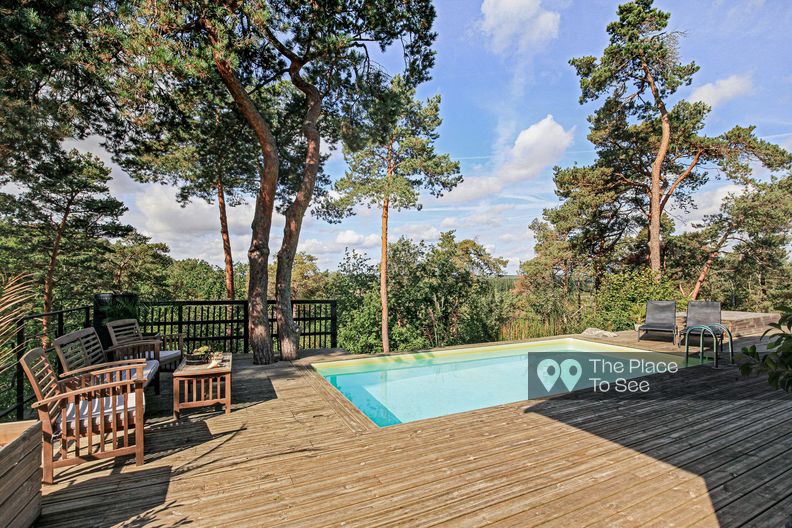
top-left (173, 353), bottom-right (232, 419)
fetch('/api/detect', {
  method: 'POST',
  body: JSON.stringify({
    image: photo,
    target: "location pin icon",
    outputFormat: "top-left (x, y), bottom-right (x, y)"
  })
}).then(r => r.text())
top-left (560, 359), bottom-right (582, 391)
top-left (536, 359), bottom-right (560, 392)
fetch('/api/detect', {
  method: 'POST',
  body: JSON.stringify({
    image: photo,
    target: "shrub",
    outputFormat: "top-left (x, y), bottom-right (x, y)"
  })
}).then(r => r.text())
top-left (740, 309), bottom-right (792, 391)
top-left (586, 269), bottom-right (681, 331)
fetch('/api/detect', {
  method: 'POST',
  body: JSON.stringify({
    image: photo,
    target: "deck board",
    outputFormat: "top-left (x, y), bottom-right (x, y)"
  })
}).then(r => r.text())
top-left (35, 332), bottom-right (792, 527)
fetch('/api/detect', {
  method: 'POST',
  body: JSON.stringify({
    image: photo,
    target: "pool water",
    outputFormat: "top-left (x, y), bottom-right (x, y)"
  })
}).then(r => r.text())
top-left (314, 338), bottom-right (685, 427)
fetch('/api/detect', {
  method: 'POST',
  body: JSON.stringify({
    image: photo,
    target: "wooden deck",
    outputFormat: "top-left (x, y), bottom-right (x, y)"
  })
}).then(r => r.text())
top-left (36, 332), bottom-right (792, 527)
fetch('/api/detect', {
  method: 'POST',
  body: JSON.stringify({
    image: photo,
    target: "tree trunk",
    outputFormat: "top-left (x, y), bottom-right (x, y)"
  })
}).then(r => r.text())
top-left (275, 61), bottom-right (323, 361)
top-left (207, 31), bottom-right (279, 365)
top-left (643, 63), bottom-right (671, 274)
top-left (690, 230), bottom-right (731, 300)
top-left (42, 199), bottom-right (72, 347)
top-left (380, 195), bottom-right (391, 355)
top-left (216, 178), bottom-right (235, 300)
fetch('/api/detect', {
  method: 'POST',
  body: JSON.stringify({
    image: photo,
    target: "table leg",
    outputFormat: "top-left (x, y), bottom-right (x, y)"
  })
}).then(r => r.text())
top-left (225, 373), bottom-right (232, 415)
top-left (173, 377), bottom-right (180, 420)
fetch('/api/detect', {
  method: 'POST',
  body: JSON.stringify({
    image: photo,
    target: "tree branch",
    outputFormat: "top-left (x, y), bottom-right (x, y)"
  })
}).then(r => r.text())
top-left (660, 148), bottom-right (702, 211)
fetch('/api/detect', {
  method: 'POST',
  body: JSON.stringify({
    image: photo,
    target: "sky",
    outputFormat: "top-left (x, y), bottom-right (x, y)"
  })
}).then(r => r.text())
top-left (83, 0), bottom-right (792, 273)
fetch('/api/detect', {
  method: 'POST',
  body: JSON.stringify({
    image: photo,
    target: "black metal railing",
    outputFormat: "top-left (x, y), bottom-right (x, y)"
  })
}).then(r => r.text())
top-left (138, 299), bottom-right (337, 354)
top-left (1, 299), bottom-right (337, 422)
top-left (0, 306), bottom-right (93, 421)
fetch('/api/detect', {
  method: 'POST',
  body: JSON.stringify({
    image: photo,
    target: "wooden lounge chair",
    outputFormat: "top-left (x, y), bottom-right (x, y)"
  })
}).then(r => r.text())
top-left (106, 319), bottom-right (183, 372)
top-left (680, 301), bottom-right (725, 351)
top-left (53, 327), bottom-right (161, 394)
top-left (20, 347), bottom-right (145, 484)
top-left (637, 300), bottom-right (678, 344)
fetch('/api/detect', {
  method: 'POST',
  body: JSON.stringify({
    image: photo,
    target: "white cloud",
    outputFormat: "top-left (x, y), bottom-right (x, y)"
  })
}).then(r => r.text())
top-left (479, 0), bottom-right (560, 55)
top-left (499, 233), bottom-right (520, 242)
top-left (669, 184), bottom-right (743, 232)
top-left (335, 230), bottom-right (379, 247)
top-left (455, 204), bottom-right (516, 228)
top-left (443, 115), bottom-right (573, 203)
top-left (393, 223), bottom-right (441, 243)
top-left (690, 74), bottom-right (754, 108)
top-left (440, 217), bottom-right (459, 228)
top-left (301, 229), bottom-right (379, 257)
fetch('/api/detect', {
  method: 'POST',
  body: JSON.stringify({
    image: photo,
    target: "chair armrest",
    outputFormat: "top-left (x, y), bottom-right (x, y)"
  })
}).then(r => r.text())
top-left (34, 376), bottom-right (144, 409)
top-left (60, 359), bottom-right (146, 378)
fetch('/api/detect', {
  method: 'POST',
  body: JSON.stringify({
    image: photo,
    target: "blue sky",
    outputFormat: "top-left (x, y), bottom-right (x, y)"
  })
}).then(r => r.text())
top-left (97, 0), bottom-right (792, 272)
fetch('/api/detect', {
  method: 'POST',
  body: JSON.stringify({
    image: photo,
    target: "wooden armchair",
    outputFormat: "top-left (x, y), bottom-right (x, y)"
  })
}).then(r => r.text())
top-left (20, 348), bottom-right (145, 484)
top-left (106, 319), bottom-right (183, 372)
top-left (53, 327), bottom-right (161, 394)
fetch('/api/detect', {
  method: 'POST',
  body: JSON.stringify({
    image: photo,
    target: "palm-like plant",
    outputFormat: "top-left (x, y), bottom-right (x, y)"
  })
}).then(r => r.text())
top-left (0, 274), bottom-right (35, 375)
top-left (740, 309), bottom-right (792, 391)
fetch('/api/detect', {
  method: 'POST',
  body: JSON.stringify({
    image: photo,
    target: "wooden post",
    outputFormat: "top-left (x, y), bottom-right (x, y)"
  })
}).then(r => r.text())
top-left (330, 300), bottom-right (338, 349)
top-left (177, 304), bottom-right (184, 340)
top-left (243, 301), bottom-right (249, 354)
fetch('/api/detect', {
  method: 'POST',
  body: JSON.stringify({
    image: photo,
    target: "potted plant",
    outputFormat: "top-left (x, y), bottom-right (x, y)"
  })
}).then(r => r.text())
top-left (0, 274), bottom-right (41, 524)
top-left (0, 420), bottom-right (42, 526)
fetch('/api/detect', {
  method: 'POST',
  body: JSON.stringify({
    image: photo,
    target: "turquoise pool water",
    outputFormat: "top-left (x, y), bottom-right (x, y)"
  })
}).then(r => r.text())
top-left (314, 338), bottom-right (685, 427)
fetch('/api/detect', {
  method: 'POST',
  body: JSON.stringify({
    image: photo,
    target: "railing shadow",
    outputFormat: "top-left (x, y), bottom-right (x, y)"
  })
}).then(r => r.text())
top-left (522, 360), bottom-right (792, 526)
top-left (38, 466), bottom-right (188, 527)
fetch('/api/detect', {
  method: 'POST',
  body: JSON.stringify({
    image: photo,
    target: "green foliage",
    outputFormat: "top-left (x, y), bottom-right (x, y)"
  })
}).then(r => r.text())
top-left (326, 76), bottom-right (462, 219)
top-left (337, 233), bottom-right (507, 354)
top-left (571, 0), bottom-right (697, 104)
top-left (167, 260), bottom-right (226, 301)
top-left (0, 151), bottom-right (133, 310)
top-left (105, 234), bottom-right (172, 299)
top-left (558, 0), bottom-right (792, 283)
top-left (741, 310), bottom-right (792, 391)
top-left (0, 0), bottom-right (116, 180)
top-left (665, 175), bottom-right (792, 309)
top-left (268, 253), bottom-right (329, 299)
top-left (586, 269), bottom-right (680, 331)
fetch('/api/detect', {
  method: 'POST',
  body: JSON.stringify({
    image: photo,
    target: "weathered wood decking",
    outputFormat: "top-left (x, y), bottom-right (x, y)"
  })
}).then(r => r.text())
top-left (36, 333), bottom-right (792, 527)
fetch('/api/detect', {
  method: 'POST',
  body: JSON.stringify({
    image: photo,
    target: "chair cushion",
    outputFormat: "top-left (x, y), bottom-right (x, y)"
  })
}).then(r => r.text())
top-left (55, 391), bottom-right (145, 435)
top-left (142, 359), bottom-right (159, 382)
top-left (158, 349), bottom-right (181, 365)
top-left (114, 360), bottom-right (158, 385)
top-left (683, 325), bottom-right (724, 336)
top-left (639, 324), bottom-right (676, 332)
top-left (143, 348), bottom-right (180, 364)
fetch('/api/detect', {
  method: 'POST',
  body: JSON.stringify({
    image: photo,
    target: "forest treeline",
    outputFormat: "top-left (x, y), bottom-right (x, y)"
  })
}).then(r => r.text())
top-left (1, 0), bottom-right (790, 358)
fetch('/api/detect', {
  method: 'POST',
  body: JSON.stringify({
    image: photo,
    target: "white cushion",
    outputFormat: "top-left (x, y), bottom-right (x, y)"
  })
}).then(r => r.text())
top-left (144, 349), bottom-right (180, 364)
top-left (55, 391), bottom-right (145, 433)
top-left (160, 349), bottom-right (181, 364)
top-left (142, 359), bottom-right (159, 382)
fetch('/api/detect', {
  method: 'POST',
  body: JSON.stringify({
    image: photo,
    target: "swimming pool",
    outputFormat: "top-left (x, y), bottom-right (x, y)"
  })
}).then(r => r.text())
top-left (313, 338), bottom-right (685, 427)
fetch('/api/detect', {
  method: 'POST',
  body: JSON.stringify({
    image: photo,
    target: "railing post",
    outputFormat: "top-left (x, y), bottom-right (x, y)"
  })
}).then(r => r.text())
top-left (330, 300), bottom-right (338, 349)
top-left (177, 303), bottom-right (184, 338)
top-left (15, 319), bottom-right (25, 420)
top-left (57, 311), bottom-right (64, 337)
top-left (83, 306), bottom-right (91, 328)
top-left (243, 301), bottom-right (249, 354)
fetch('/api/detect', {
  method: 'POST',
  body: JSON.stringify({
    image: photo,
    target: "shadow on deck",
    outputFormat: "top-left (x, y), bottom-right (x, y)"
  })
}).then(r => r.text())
top-left (35, 332), bottom-right (792, 527)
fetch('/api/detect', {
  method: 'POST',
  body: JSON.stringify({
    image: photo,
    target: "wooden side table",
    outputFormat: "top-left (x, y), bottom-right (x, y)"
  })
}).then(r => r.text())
top-left (173, 353), bottom-right (232, 419)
